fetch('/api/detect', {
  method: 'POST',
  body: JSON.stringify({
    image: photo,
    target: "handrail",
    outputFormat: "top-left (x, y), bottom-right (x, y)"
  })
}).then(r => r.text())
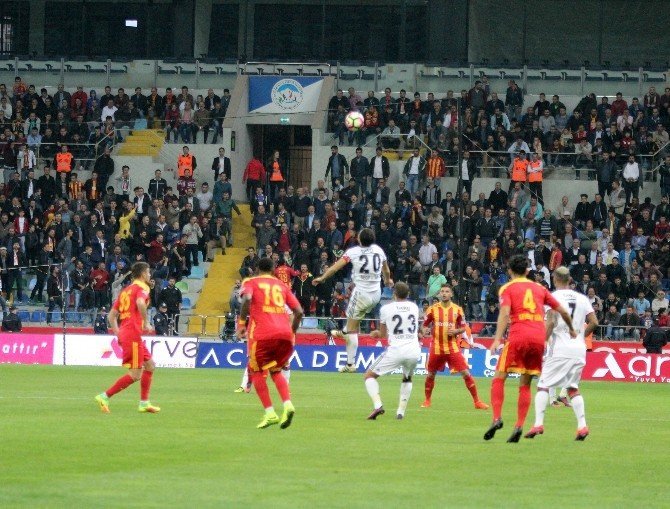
top-left (361, 132), bottom-right (433, 154)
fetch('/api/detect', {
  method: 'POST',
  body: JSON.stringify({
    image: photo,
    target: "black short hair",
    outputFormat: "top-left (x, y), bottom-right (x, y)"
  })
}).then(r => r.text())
top-left (508, 255), bottom-right (528, 276)
top-left (258, 257), bottom-right (274, 273)
top-left (358, 228), bottom-right (375, 247)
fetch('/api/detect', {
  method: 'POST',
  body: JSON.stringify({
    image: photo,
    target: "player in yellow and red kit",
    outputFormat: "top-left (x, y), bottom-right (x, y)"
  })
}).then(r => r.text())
top-left (238, 257), bottom-right (304, 429)
top-left (421, 285), bottom-right (488, 410)
top-left (483, 255), bottom-right (576, 443)
top-left (94, 262), bottom-right (159, 414)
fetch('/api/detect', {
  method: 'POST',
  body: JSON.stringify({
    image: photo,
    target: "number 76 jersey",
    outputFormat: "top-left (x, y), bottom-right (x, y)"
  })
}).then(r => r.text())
top-left (343, 244), bottom-right (387, 292)
top-left (240, 275), bottom-right (301, 342)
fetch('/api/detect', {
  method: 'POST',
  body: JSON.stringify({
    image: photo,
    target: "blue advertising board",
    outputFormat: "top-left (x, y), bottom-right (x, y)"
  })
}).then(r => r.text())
top-left (196, 343), bottom-right (507, 378)
top-left (248, 76), bottom-right (323, 113)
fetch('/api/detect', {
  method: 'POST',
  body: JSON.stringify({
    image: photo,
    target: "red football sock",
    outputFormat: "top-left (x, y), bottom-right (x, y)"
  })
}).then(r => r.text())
top-left (140, 370), bottom-right (153, 401)
top-left (491, 378), bottom-right (505, 421)
top-left (516, 385), bottom-right (531, 428)
top-left (105, 374), bottom-right (135, 398)
top-left (463, 374), bottom-right (479, 402)
top-left (271, 371), bottom-right (291, 402)
top-left (251, 372), bottom-right (273, 409)
top-left (424, 376), bottom-right (435, 400)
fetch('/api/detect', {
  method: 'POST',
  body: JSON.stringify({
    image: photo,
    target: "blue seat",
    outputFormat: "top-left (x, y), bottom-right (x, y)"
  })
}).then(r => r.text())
top-left (182, 297), bottom-right (192, 309)
top-left (381, 287), bottom-right (393, 299)
top-left (50, 311), bottom-right (62, 323)
top-left (133, 118), bottom-right (147, 130)
top-left (18, 311), bottom-right (30, 322)
top-left (197, 251), bottom-right (204, 263)
top-left (189, 266), bottom-right (205, 279)
top-left (498, 274), bottom-right (508, 284)
top-left (31, 310), bottom-right (46, 322)
top-left (65, 312), bottom-right (79, 322)
top-left (482, 274), bottom-right (491, 286)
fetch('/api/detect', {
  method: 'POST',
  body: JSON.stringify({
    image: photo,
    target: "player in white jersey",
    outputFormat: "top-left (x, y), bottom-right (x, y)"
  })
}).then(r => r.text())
top-left (313, 228), bottom-right (393, 373)
top-left (364, 282), bottom-right (422, 420)
top-left (525, 266), bottom-right (598, 441)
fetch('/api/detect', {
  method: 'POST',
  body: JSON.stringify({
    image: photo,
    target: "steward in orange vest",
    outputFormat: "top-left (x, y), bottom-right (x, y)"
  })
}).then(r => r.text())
top-left (527, 153), bottom-right (544, 205)
top-left (507, 150), bottom-right (528, 194)
top-left (54, 145), bottom-right (75, 185)
top-left (177, 146), bottom-right (197, 177)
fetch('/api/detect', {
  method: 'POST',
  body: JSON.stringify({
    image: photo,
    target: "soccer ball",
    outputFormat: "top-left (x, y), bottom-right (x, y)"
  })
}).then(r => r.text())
top-left (344, 111), bottom-right (365, 131)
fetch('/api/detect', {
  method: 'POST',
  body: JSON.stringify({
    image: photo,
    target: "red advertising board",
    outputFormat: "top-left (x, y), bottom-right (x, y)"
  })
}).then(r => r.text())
top-left (582, 352), bottom-right (670, 383)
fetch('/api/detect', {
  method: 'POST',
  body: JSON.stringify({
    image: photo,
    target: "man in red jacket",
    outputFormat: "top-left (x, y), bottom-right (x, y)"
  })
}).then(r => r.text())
top-left (243, 155), bottom-right (266, 203)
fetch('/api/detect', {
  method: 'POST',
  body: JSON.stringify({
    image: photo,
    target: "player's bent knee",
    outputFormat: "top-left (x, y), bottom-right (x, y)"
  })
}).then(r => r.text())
top-left (402, 375), bottom-right (412, 383)
top-left (537, 387), bottom-right (549, 392)
top-left (567, 388), bottom-right (580, 398)
top-left (128, 369), bottom-right (142, 381)
top-left (364, 371), bottom-right (377, 379)
top-left (144, 359), bottom-right (156, 372)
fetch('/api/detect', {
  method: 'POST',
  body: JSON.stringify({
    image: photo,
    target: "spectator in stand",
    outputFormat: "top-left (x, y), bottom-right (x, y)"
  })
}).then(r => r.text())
top-left (622, 154), bottom-right (640, 204)
top-left (1, 304), bottom-right (21, 331)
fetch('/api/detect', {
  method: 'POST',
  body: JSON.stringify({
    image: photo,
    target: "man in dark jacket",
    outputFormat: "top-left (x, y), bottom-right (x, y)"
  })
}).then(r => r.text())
top-left (325, 146), bottom-right (349, 189)
top-left (93, 307), bottom-right (108, 334)
top-left (368, 147), bottom-right (390, 190)
top-left (643, 325), bottom-right (668, 354)
top-left (349, 147), bottom-right (370, 200)
top-left (596, 152), bottom-right (619, 199)
top-left (37, 165), bottom-right (59, 205)
top-left (93, 147), bottom-right (115, 190)
top-left (159, 277), bottom-right (182, 334)
top-left (1, 304), bottom-right (21, 332)
top-left (153, 302), bottom-right (170, 336)
top-left (292, 264), bottom-right (314, 316)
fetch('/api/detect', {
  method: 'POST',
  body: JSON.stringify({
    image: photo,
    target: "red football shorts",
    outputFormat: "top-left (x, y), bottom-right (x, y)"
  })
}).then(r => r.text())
top-left (497, 339), bottom-right (543, 376)
top-left (120, 340), bottom-right (151, 369)
top-left (426, 351), bottom-right (468, 373)
top-left (248, 338), bottom-right (293, 375)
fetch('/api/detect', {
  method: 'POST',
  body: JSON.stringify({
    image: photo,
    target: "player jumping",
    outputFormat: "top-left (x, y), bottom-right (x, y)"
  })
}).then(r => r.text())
top-left (312, 228), bottom-right (393, 373)
top-left (238, 257), bottom-right (304, 429)
top-left (484, 255), bottom-right (576, 443)
top-left (421, 284), bottom-right (489, 410)
top-left (525, 266), bottom-right (598, 441)
top-left (365, 282), bottom-right (422, 420)
top-left (95, 262), bottom-right (160, 414)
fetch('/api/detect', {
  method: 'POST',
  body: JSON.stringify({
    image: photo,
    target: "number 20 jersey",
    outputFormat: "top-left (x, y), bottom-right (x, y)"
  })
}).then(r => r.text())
top-left (342, 244), bottom-right (387, 292)
top-left (240, 275), bottom-right (301, 342)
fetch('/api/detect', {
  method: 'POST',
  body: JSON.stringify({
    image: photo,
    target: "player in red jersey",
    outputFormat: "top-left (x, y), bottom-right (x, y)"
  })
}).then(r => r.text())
top-left (94, 262), bottom-right (160, 414)
top-left (421, 285), bottom-right (489, 410)
top-left (483, 255), bottom-right (576, 442)
top-left (238, 257), bottom-right (304, 429)
top-left (273, 256), bottom-right (299, 288)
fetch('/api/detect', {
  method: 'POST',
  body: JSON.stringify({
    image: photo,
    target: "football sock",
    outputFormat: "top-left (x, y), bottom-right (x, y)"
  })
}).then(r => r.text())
top-left (346, 333), bottom-right (359, 365)
top-left (570, 393), bottom-right (587, 428)
top-left (282, 369), bottom-right (291, 382)
top-left (365, 377), bottom-right (382, 409)
top-left (397, 382), bottom-right (412, 416)
top-left (424, 376), bottom-right (435, 401)
top-left (516, 385), bottom-right (531, 428)
top-left (463, 374), bottom-right (479, 402)
top-left (105, 374), bottom-right (135, 398)
top-left (251, 372), bottom-right (273, 409)
top-left (271, 371), bottom-right (291, 403)
top-left (548, 387), bottom-right (556, 401)
top-left (491, 378), bottom-right (505, 421)
top-left (559, 387), bottom-right (569, 399)
top-left (140, 371), bottom-right (153, 401)
top-left (241, 367), bottom-right (249, 387)
top-left (534, 389), bottom-right (549, 427)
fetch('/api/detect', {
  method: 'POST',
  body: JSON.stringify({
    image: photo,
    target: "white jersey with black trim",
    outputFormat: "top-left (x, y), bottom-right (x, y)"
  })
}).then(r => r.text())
top-left (547, 289), bottom-right (594, 360)
top-left (379, 300), bottom-right (420, 347)
top-left (342, 244), bottom-right (387, 293)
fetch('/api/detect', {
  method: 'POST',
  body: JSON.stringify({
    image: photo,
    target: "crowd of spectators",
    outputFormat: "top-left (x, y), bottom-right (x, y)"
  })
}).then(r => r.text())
top-left (0, 79), bottom-right (243, 333)
top-left (248, 82), bottom-right (670, 340)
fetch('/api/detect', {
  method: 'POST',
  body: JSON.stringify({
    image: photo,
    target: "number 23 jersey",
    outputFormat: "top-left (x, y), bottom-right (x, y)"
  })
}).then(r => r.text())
top-left (240, 275), bottom-right (301, 342)
top-left (343, 244), bottom-right (387, 293)
top-left (498, 278), bottom-right (561, 342)
top-left (379, 300), bottom-right (420, 347)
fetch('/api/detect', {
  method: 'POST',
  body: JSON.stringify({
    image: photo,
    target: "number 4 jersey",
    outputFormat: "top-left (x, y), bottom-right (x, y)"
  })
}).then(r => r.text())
top-left (240, 275), bottom-right (301, 342)
top-left (342, 244), bottom-right (387, 293)
top-left (498, 278), bottom-right (561, 342)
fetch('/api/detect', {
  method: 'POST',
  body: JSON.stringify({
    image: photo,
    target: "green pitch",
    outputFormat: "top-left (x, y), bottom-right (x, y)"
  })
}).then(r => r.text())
top-left (1, 365), bottom-right (667, 508)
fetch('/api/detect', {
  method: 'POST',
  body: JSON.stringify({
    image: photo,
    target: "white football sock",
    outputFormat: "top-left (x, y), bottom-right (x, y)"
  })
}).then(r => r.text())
top-left (241, 367), bottom-right (249, 387)
top-left (265, 406), bottom-right (275, 414)
top-left (282, 369), bottom-right (291, 382)
top-left (397, 382), bottom-right (412, 416)
top-left (548, 387), bottom-right (556, 401)
top-left (534, 390), bottom-right (549, 427)
top-left (571, 395), bottom-right (587, 428)
top-left (365, 377), bottom-right (382, 409)
top-left (559, 387), bottom-right (568, 399)
top-left (346, 333), bottom-right (359, 365)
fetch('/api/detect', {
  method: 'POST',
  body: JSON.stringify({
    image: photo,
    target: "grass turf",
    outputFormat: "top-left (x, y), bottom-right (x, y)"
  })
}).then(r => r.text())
top-left (0, 365), bottom-right (667, 508)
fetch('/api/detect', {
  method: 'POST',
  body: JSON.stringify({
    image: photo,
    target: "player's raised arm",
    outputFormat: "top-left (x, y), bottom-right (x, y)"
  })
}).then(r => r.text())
top-left (108, 307), bottom-right (120, 335)
top-left (312, 256), bottom-right (348, 285)
top-left (490, 304), bottom-right (510, 353)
